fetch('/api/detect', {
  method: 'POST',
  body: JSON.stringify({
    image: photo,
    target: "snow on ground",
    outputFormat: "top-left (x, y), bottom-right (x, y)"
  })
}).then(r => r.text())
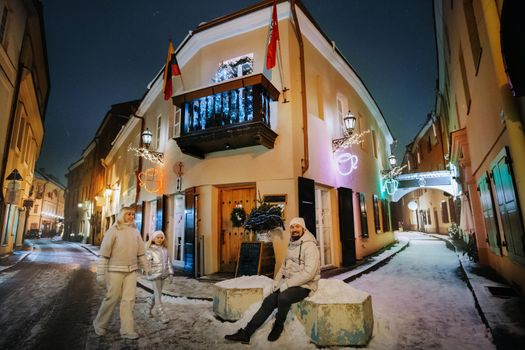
top-left (348, 234), bottom-right (495, 350)
top-left (88, 233), bottom-right (495, 349)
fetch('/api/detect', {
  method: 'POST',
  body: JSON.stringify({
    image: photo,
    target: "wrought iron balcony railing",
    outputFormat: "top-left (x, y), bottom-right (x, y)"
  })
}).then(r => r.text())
top-left (172, 74), bottom-right (280, 158)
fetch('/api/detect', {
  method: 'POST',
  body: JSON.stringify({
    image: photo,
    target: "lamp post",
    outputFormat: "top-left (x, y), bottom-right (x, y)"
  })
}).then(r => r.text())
top-left (142, 128), bottom-right (153, 149)
top-left (332, 111), bottom-right (357, 151)
top-left (388, 154), bottom-right (397, 168)
top-left (5, 169), bottom-right (23, 248)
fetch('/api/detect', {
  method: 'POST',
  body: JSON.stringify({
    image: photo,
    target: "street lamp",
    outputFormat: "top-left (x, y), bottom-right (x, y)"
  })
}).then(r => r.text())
top-left (388, 154), bottom-right (397, 168)
top-left (331, 110), bottom-right (368, 152)
top-left (343, 111), bottom-right (356, 135)
top-left (128, 128), bottom-right (164, 165)
top-left (141, 128), bottom-right (153, 149)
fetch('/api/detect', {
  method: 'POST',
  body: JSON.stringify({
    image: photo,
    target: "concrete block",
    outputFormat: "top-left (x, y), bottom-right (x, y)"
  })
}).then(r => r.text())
top-left (292, 280), bottom-right (374, 347)
top-left (212, 276), bottom-right (272, 321)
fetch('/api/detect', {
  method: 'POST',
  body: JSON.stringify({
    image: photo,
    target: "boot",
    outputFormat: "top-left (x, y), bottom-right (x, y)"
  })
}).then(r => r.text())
top-left (224, 328), bottom-right (251, 344)
top-left (267, 321), bottom-right (284, 342)
top-left (145, 298), bottom-right (154, 317)
top-left (156, 305), bottom-right (169, 324)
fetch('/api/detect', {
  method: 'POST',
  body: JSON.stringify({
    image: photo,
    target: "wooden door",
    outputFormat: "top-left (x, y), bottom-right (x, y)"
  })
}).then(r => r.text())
top-left (220, 186), bottom-right (256, 272)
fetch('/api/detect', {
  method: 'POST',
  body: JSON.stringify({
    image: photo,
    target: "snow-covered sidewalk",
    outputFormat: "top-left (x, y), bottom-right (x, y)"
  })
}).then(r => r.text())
top-left (349, 233), bottom-right (495, 349)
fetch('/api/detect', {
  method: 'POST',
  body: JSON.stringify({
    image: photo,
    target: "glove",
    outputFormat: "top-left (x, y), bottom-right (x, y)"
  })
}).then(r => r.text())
top-left (272, 280), bottom-right (280, 292)
top-left (96, 273), bottom-right (106, 286)
top-left (279, 282), bottom-right (288, 293)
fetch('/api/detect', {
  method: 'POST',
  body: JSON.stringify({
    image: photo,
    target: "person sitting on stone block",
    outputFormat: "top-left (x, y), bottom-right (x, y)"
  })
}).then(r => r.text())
top-left (225, 217), bottom-right (320, 344)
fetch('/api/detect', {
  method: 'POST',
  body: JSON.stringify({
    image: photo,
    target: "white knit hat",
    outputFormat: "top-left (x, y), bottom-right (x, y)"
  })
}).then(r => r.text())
top-left (150, 230), bottom-right (165, 241)
top-left (289, 217), bottom-right (306, 230)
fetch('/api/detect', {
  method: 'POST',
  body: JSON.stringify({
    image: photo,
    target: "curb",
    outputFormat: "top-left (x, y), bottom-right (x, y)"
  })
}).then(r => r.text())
top-left (427, 233), bottom-right (493, 338)
top-left (341, 240), bottom-right (410, 283)
top-left (0, 246), bottom-right (34, 273)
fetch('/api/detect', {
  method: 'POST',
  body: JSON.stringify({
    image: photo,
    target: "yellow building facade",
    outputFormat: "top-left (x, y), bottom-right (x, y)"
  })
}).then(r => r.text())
top-left (107, 0), bottom-right (397, 277)
top-left (434, 0), bottom-right (525, 291)
top-left (0, 0), bottom-right (49, 255)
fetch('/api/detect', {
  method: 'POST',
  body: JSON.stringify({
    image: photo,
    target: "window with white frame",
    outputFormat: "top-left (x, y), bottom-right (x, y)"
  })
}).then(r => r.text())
top-left (315, 186), bottom-right (332, 267)
top-left (23, 127), bottom-right (33, 164)
top-left (168, 106), bottom-right (181, 139)
top-left (16, 115), bottom-right (26, 152)
top-left (155, 115), bottom-right (161, 150)
top-left (213, 53), bottom-right (254, 83)
top-left (336, 96), bottom-right (347, 136)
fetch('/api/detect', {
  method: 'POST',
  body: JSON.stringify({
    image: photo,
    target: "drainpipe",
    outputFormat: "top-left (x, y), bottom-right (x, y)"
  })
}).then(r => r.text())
top-left (290, 0), bottom-right (309, 175)
top-left (131, 114), bottom-right (145, 207)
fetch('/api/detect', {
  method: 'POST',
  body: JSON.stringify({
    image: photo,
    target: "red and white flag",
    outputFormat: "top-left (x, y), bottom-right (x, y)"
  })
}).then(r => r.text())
top-left (266, 0), bottom-right (280, 70)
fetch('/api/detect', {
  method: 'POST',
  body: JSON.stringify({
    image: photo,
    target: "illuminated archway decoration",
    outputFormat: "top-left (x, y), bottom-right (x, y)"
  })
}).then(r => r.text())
top-left (382, 178), bottom-right (399, 195)
top-left (138, 168), bottom-right (163, 193)
top-left (335, 152), bottom-right (358, 176)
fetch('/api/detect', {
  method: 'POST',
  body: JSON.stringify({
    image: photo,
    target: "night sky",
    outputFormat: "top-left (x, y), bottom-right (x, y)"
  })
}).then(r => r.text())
top-left (37, 0), bottom-right (436, 183)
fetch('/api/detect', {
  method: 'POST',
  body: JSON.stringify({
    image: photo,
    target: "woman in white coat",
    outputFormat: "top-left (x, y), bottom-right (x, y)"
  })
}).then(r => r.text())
top-left (93, 206), bottom-right (149, 340)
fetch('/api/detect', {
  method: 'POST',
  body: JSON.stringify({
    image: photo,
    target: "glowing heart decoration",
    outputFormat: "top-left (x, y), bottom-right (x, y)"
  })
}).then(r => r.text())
top-left (335, 152), bottom-right (359, 176)
top-left (138, 168), bottom-right (163, 193)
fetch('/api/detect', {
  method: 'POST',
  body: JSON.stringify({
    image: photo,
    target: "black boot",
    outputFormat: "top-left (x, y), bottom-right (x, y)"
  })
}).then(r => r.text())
top-left (225, 328), bottom-right (251, 344)
top-left (267, 321), bottom-right (284, 342)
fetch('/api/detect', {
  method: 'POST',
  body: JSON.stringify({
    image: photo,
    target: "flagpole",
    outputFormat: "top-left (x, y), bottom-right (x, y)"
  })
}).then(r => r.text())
top-left (276, 37), bottom-right (289, 103)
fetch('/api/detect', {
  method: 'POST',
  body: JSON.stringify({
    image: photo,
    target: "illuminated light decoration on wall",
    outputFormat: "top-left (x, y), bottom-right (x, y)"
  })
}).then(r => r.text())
top-left (41, 212), bottom-right (64, 219)
top-left (335, 152), bottom-right (359, 176)
top-left (138, 168), bottom-right (163, 193)
top-left (128, 145), bottom-right (164, 166)
top-left (381, 165), bottom-right (407, 180)
top-left (381, 178), bottom-right (399, 195)
top-left (332, 129), bottom-right (370, 153)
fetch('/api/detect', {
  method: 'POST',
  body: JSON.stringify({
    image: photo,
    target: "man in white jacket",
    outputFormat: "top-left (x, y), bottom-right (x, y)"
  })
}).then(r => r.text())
top-left (225, 217), bottom-right (320, 344)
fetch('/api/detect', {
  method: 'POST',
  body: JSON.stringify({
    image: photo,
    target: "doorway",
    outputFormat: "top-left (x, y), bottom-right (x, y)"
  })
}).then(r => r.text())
top-left (219, 185), bottom-right (256, 272)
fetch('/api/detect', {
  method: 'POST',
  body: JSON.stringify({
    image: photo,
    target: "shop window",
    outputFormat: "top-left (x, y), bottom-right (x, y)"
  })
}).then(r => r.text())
top-left (427, 209), bottom-right (432, 225)
top-left (358, 192), bottom-right (369, 238)
top-left (490, 147), bottom-right (525, 260)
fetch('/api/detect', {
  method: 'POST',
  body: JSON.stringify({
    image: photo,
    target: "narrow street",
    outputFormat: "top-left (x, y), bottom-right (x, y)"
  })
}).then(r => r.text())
top-left (0, 234), bottom-right (498, 349)
top-left (348, 232), bottom-right (495, 349)
top-left (0, 239), bottom-right (99, 350)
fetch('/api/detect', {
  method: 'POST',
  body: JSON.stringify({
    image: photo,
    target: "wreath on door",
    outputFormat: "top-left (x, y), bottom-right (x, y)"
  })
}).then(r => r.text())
top-left (230, 207), bottom-right (247, 227)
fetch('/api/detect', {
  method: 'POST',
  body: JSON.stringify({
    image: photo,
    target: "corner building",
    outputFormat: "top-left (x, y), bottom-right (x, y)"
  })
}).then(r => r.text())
top-left (126, 0), bottom-right (397, 276)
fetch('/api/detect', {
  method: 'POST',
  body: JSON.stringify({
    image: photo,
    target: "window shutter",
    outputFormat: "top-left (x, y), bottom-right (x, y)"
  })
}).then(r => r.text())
top-left (298, 176), bottom-right (316, 236)
top-left (373, 195), bottom-right (381, 233)
top-left (490, 147), bottom-right (525, 260)
top-left (477, 172), bottom-right (501, 255)
top-left (337, 187), bottom-right (355, 267)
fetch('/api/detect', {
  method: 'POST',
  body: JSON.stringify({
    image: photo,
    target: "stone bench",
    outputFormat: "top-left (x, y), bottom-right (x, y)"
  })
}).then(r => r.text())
top-left (292, 279), bottom-right (373, 347)
top-left (213, 275), bottom-right (273, 321)
top-left (213, 277), bottom-right (373, 347)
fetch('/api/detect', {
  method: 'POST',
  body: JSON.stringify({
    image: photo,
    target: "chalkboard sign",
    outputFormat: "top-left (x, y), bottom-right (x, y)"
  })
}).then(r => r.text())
top-left (236, 242), bottom-right (275, 277)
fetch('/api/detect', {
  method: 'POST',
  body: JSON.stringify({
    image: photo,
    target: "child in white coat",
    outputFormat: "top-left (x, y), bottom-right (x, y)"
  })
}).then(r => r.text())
top-left (145, 230), bottom-right (173, 323)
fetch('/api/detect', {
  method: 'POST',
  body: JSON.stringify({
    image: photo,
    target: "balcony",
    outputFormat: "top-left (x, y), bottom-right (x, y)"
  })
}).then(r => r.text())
top-left (172, 74), bottom-right (280, 158)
